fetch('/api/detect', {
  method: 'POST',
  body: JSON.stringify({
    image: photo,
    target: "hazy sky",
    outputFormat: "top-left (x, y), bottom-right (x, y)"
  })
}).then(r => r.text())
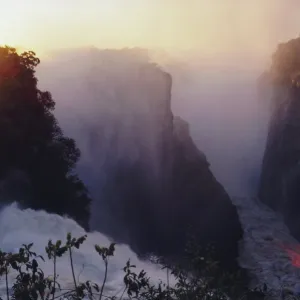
top-left (0, 0), bottom-right (299, 59)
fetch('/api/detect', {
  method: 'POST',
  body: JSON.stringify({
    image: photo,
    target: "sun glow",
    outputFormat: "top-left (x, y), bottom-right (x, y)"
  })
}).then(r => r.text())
top-left (0, 0), bottom-right (298, 58)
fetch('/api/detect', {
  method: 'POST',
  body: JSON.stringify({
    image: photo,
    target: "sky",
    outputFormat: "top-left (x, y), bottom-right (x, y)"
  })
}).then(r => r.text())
top-left (3, 0), bottom-right (298, 196)
top-left (0, 0), bottom-right (299, 59)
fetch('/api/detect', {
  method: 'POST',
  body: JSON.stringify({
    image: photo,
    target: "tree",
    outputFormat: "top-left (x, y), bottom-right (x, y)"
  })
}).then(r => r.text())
top-left (0, 46), bottom-right (90, 228)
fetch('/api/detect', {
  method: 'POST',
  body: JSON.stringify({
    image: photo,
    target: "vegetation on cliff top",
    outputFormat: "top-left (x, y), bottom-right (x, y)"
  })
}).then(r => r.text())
top-left (0, 46), bottom-right (91, 228)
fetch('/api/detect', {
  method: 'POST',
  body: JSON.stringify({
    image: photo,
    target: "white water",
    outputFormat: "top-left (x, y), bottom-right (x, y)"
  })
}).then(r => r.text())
top-left (2, 198), bottom-right (300, 297)
top-left (4, 48), bottom-right (300, 297)
top-left (0, 203), bottom-right (170, 297)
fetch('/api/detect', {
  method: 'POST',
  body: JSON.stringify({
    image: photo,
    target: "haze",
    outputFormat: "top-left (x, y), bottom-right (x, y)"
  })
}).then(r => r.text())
top-left (1, 0), bottom-right (299, 60)
top-left (2, 0), bottom-right (298, 197)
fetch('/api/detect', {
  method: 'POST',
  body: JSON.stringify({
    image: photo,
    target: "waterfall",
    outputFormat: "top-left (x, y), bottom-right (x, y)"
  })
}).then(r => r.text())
top-left (0, 203), bottom-right (170, 297)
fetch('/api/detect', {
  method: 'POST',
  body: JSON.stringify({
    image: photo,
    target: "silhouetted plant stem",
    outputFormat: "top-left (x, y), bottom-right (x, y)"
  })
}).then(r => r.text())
top-left (5, 267), bottom-right (9, 300)
top-left (52, 254), bottom-right (56, 300)
top-left (119, 286), bottom-right (127, 300)
top-left (68, 247), bottom-right (78, 295)
top-left (99, 258), bottom-right (108, 300)
top-left (167, 266), bottom-right (170, 300)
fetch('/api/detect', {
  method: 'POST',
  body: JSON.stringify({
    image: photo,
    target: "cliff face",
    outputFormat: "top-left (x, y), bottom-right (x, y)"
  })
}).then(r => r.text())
top-left (170, 117), bottom-right (243, 266)
top-left (38, 48), bottom-right (243, 266)
top-left (259, 38), bottom-right (300, 239)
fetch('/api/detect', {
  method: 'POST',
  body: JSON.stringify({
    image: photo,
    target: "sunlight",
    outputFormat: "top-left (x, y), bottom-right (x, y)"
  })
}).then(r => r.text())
top-left (0, 1), bottom-right (28, 48)
top-left (99, 0), bottom-right (121, 16)
top-left (0, 0), bottom-right (298, 58)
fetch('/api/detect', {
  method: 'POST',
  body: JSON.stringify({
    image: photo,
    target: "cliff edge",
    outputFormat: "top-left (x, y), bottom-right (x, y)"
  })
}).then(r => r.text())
top-left (259, 37), bottom-right (300, 239)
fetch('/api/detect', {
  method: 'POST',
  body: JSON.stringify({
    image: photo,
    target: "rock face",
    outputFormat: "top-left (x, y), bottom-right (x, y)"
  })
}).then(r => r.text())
top-left (259, 37), bottom-right (300, 239)
top-left (170, 117), bottom-right (243, 267)
top-left (38, 48), bottom-right (243, 267)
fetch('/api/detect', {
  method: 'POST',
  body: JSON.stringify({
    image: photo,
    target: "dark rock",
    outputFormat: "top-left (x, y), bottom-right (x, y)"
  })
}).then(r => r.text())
top-left (170, 117), bottom-right (243, 268)
top-left (259, 37), bottom-right (300, 239)
top-left (38, 48), bottom-right (243, 268)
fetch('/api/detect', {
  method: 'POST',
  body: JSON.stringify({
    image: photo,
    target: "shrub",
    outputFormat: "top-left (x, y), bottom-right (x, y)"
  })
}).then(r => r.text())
top-left (0, 233), bottom-right (272, 300)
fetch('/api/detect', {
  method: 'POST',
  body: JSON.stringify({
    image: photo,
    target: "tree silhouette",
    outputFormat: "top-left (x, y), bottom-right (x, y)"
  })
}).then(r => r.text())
top-left (0, 46), bottom-right (90, 228)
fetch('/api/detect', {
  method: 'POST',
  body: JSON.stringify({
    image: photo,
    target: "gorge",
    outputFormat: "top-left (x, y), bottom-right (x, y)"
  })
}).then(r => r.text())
top-left (37, 48), bottom-right (243, 269)
top-left (2, 35), bottom-right (300, 296)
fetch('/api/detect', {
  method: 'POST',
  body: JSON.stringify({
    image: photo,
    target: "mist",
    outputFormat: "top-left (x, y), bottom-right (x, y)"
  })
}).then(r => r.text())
top-left (164, 58), bottom-right (272, 197)
top-left (0, 203), bottom-right (171, 297)
top-left (26, 0), bottom-right (298, 199)
top-left (36, 48), bottom-right (272, 200)
top-left (1, 0), bottom-right (300, 293)
top-left (32, 43), bottom-right (293, 289)
top-left (6, 0), bottom-right (300, 58)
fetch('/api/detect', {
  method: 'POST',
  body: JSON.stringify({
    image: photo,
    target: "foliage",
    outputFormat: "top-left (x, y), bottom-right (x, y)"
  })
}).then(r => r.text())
top-left (0, 233), bottom-right (279, 300)
top-left (0, 46), bottom-right (91, 228)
